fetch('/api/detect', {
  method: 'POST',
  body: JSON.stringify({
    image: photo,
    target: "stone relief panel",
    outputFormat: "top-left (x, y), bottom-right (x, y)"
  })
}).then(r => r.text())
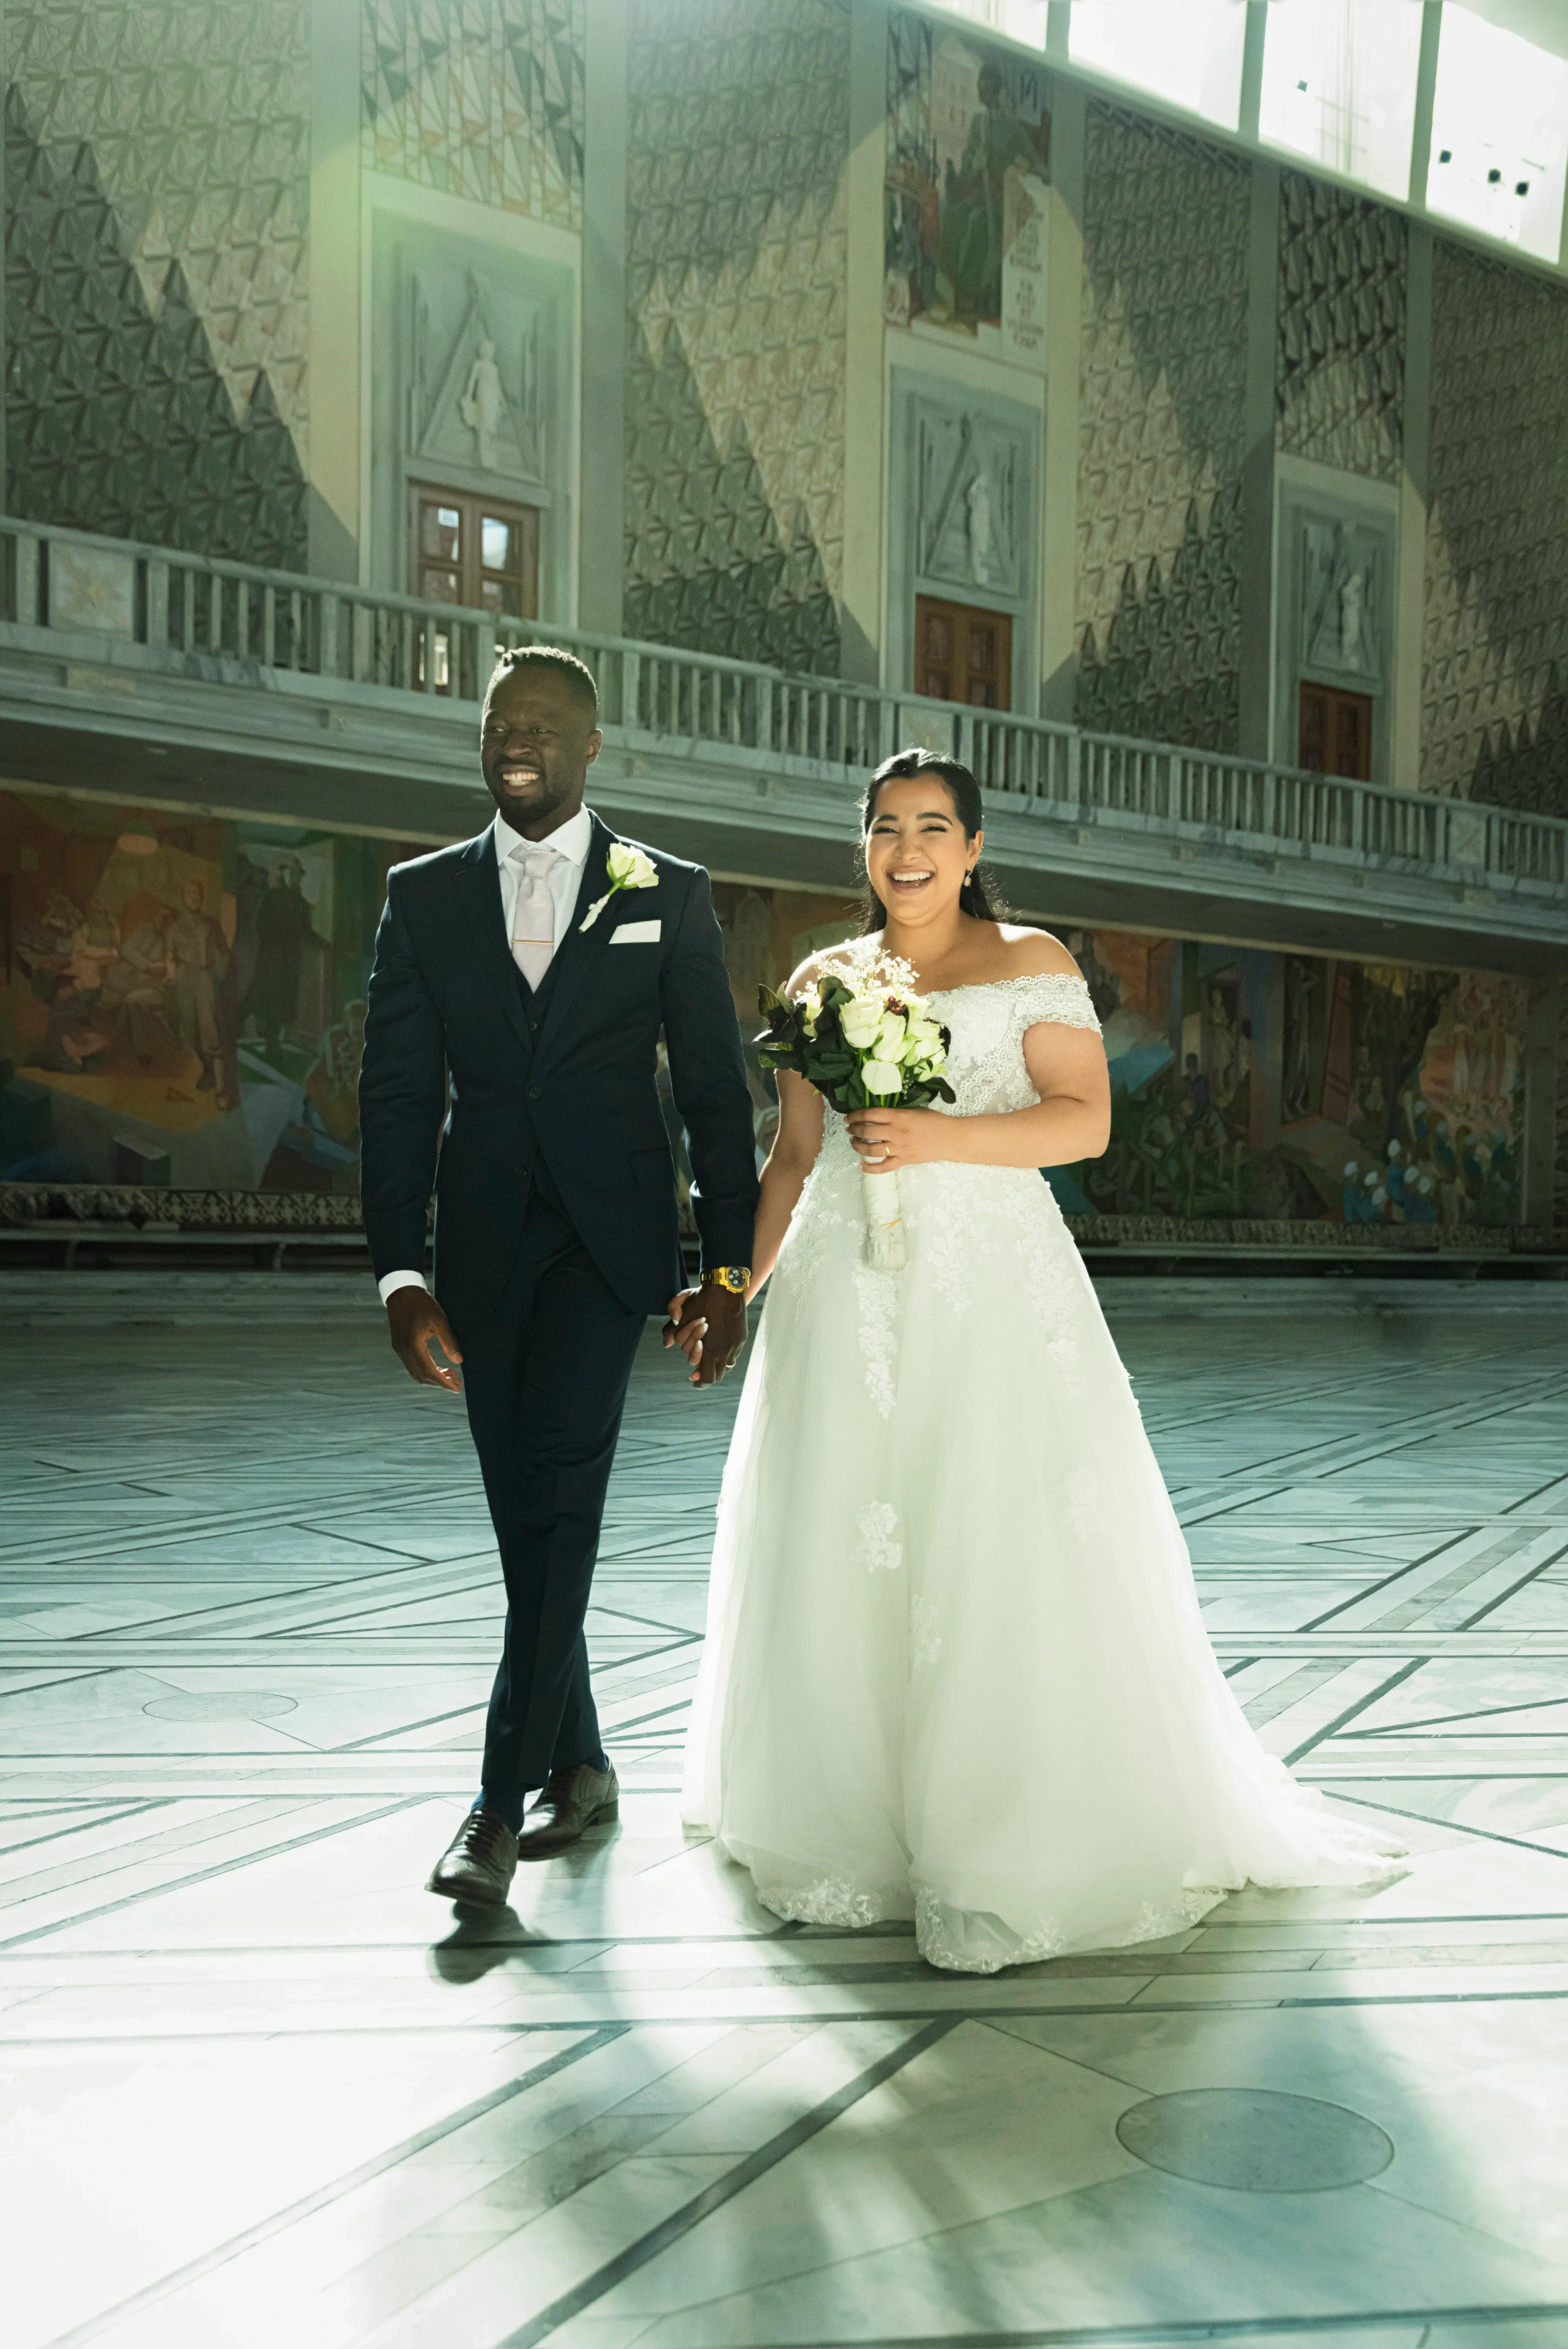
top-left (1274, 483), bottom-right (1396, 779)
top-left (1422, 241), bottom-right (1568, 817)
top-left (1276, 171), bottom-right (1405, 482)
top-left (5, 0), bottom-right (309, 519)
top-left (1076, 105), bottom-right (1250, 751)
top-left (362, 0), bottom-right (584, 230)
top-left (623, 0), bottom-right (849, 675)
top-left (4, 86), bottom-right (306, 568)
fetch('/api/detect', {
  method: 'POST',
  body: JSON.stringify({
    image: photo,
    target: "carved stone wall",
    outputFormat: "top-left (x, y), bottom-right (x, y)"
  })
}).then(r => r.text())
top-left (1276, 172), bottom-right (1405, 481)
top-left (1076, 105), bottom-right (1250, 750)
top-left (623, 0), bottom-right (849, 675)
top-left (1422, 241), bottom-right (1568, 815)
top-left (361, 0), bottom-right (584, 229)
top-left (4, 0), bottom-right (308, 567)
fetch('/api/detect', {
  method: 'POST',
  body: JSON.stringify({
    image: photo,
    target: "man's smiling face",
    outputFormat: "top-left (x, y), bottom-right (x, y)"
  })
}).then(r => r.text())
top-left (479, 664), bottom-right (602, 837)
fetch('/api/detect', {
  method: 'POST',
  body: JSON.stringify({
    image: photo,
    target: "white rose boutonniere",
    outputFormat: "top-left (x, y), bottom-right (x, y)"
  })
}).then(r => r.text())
top-left (579, 841), bottom-right (659, 933)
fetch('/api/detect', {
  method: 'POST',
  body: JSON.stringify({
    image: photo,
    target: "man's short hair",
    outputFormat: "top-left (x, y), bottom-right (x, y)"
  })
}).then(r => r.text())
top-left (486, 644), bottom-right (598, 721)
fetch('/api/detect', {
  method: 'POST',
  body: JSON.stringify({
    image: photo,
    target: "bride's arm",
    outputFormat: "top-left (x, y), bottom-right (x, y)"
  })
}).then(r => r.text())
top-left (746, 1069), bottom-right (825, 1296)
top-left (848, 1022), bottom-right (1110, 1173)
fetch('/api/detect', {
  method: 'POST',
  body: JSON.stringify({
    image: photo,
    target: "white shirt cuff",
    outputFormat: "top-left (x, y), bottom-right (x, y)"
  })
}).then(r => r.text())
top-left (377, 1269), bottom-right (429, 1304)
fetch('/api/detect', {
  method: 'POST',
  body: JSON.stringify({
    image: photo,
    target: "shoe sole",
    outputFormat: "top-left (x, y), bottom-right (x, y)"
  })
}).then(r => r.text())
top-left (425, 1872), bottom-right (514, 1904)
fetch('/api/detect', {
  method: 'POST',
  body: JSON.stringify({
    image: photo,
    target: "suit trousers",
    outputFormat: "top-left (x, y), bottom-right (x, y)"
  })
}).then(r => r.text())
top-left (461, 1187), bottom-right (647, 1827)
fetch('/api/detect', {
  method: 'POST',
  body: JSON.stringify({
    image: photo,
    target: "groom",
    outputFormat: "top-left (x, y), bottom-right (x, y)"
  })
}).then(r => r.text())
top-left (359, 646), bottom-right (758, 1906)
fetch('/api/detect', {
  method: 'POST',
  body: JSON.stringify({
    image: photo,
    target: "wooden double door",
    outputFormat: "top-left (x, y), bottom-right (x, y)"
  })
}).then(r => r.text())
top-left (1298, 680), bottom-right (1373, 781)
top-left (915, 595), bottom-right (1013, 710)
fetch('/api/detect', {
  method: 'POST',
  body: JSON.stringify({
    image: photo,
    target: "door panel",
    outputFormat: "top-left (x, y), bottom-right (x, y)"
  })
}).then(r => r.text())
top-left (915, 595), bottom-right (1013, 711)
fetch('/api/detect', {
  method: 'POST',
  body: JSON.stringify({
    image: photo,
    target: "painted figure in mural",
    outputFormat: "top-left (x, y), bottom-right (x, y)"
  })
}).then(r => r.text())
top-left (303, 999), bottom-right (368, 1149)
top-left (934, 64), bottom-right (1046, 323)
top-left (92, 907), bottom-right (185, 1074)
top-left (245, 856), bottom-right (313, 1055)
top-left (360, 647), bottom-right (757, 1910)
top-left (1282, 957), bottom-right (1315, 1121)
top-left (165, 878), bottom-right (229, 1094)
top-left (459, 337), bottom-right (506, 473)
top-left (681, 746), bottom-right (1402, 1974)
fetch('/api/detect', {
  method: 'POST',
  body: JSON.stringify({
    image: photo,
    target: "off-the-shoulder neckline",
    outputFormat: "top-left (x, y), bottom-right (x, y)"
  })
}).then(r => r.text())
top-left (921, 971), bottom-right (1091, 1001)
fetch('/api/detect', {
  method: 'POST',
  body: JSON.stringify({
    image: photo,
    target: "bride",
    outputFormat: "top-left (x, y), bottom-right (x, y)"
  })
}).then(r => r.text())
top-left (675, 748), bottom-right (1403, 1973)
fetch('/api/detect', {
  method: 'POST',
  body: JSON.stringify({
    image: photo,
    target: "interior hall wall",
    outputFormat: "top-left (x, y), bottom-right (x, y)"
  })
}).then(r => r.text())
top-left (1073, 103), bottom-right (1250, 751)
top-left (622, 0), bottom-right (850, 675)
top-left (4, 0), bottom-right (310, 568)
top-left (1422, 242), bottom-right (1568, 818)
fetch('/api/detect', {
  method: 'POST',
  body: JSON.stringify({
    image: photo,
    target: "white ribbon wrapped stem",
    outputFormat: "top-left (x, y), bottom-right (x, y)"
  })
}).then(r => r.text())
top-left (860, 1164), bottom-right (905, 1271)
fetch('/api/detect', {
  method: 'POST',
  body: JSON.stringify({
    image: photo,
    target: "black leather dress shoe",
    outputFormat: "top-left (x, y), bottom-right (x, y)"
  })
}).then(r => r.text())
top-left (516, 1762), bottom-right (619, 1858)
top-left (426, 1808), bottom-right (518, 1904)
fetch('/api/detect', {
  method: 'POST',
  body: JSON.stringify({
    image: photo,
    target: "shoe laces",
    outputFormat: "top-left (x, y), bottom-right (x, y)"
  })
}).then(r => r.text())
top-left (457, 1809), bottom-right (513, 1858)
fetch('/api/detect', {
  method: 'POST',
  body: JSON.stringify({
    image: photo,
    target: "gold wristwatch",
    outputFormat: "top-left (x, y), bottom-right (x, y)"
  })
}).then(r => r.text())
top-left (705, 1265), bottom-right (751, 1295)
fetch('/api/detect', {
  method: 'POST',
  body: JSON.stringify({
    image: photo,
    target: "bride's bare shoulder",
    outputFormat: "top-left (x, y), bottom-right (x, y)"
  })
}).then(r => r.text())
top-left (994, 924), bottom-right (1084, 981)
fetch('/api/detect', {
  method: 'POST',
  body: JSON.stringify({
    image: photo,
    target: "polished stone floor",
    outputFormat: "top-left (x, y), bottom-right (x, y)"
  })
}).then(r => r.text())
top-left (4, 1269), bottom-right (1568, 2349)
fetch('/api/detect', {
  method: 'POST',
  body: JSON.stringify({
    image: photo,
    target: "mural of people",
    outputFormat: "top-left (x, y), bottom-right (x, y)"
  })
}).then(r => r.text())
top-left (166, 878), bottom-right (232, 1099)
top-left (244, 853), bottom-right (314, 1055)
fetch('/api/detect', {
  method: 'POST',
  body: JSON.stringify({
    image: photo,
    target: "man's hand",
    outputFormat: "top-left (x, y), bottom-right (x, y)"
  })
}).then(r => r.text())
top-left (662, 1282), bottom-right (748, 1387)
top-left (387, 1286), bottom-right (464, 1392)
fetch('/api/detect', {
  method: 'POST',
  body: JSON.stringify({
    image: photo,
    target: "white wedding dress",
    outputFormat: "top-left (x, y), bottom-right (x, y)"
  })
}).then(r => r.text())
top-left (682, 971), bottom-right (1405, 1973)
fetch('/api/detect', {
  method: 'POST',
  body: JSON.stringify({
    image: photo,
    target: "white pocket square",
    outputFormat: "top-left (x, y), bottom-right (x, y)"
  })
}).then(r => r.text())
top-left (611, 919), bottom-right (661, 944)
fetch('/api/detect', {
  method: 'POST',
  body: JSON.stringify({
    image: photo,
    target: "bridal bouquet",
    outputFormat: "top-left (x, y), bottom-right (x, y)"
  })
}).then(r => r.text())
top-left (756, 955), bottom-right (954, 1270)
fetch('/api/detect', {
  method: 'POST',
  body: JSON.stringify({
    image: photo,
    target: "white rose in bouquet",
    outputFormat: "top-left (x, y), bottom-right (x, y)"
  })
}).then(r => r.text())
top-left (839, 994), bottom-right (887, 1049)
top-left (862, 1058), bottom-right (904, 1097)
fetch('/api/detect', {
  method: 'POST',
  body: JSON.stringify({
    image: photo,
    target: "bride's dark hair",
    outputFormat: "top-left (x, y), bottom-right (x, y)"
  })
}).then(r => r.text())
top-left (858, 749), bottom-right (1004, 935)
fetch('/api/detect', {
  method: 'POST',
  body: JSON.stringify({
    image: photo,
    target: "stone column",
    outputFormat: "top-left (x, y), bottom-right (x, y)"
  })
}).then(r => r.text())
top-left (1522, 976), bottom-right (1566, 1230)
top-left (1038, 78), bottom-right (1083, 725)
top-left (1238, 159), bottom-right (1279, 762)
top-left (307, 0), bottom-right (362, 581)
top-left (841, 0), bottom-right (887, 686)
top-left (579, 0), bottom-right (629, 636)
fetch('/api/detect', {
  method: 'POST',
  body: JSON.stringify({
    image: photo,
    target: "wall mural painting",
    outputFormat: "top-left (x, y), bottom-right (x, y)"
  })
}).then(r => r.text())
top-left (0, 791), bottom-right (422, 1193)
top-left (885, 9), bottom-right (1050, 366)
top-left (710, 883), bottom-right (1528, 1233)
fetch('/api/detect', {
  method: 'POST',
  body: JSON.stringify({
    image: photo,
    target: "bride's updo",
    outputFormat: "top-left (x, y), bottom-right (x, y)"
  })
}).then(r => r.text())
top-left (858, 748), bottom-right (1003, 933)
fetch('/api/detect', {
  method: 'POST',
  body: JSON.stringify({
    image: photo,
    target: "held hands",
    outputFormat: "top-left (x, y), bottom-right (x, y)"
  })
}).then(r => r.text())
top-left (846, 1104), bottom-right (943, 1172)
top-left (387, 1286), bottom-right (464, 1393)
top-left (662, 1280), bottom-right (748, 1387)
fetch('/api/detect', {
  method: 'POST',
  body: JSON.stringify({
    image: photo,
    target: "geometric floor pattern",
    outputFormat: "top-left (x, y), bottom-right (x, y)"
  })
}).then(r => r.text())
top-left (4, 1269), bottom-right (1568, 2348)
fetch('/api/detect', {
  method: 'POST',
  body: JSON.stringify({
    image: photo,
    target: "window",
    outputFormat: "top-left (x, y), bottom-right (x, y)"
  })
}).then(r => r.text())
top-left (1426, 2), bottom-right (1568, 263)
top-left (1258, 0), bottom-right (1423, 200)
top-left (915, 597), bottom-right (1013, 710)
top-left (1069, 0), bottom-right (1247, 132)
top-left (408, 486), bottom-right (539, 619)
top-left (1299, 681), bottom-right (1372, 782)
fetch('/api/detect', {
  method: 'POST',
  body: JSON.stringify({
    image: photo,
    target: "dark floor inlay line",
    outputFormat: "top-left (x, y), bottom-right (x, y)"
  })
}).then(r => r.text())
top-left (771, 2306), bottom-right (1568, 2347)
top-left (46, 2025), bottom-right (626, 2349)
top-left (496, 2017), bottom-right (959, 2349)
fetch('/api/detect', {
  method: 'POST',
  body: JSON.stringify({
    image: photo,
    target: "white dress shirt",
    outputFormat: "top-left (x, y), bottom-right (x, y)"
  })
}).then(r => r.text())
top-left (377, 805), bottom-right (596, 1305)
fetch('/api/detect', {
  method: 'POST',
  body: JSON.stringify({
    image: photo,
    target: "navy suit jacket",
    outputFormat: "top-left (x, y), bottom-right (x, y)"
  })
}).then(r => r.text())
top-left (359, 812), bottom-right (759, 1327)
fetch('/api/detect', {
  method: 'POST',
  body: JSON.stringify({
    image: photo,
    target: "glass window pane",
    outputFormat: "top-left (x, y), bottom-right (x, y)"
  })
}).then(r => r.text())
top-left (1258, 0), bottom-right (1422, 199)
top-left (481, 577), bottom-right (522, 618)
top-left (1427, 3), bottom-right (1568, 262)
top-left (481, 515), bottom-right (515, 574)
top-left (1069, 0), bottom-right (1247, 131)
top-left (922, 1), bottom-right (1047, 48)
top-left (420, 566), bottom-right (460, 604)
top-left (420, 503), bottom-right (462, 563)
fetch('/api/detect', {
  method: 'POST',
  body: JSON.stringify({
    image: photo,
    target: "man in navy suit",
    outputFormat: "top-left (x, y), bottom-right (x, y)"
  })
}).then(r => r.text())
top-left (360, 647), bottom-right (759, 1906)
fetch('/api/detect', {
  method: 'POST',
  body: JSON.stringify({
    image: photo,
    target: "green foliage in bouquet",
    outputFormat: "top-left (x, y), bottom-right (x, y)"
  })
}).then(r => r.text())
top-left (755, 971), bottom-right (957, 1115)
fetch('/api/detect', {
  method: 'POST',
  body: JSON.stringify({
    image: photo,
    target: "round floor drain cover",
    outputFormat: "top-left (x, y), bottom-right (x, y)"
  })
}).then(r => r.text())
top-left (1115, 2087), bottom-right (1394, 2192)
top-left (143, 1693), bottom-right (298, 1722)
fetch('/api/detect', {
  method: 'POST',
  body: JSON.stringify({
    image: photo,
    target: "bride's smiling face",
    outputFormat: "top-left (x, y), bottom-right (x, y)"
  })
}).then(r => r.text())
top-left (864, 776), bottom-right (980, 924)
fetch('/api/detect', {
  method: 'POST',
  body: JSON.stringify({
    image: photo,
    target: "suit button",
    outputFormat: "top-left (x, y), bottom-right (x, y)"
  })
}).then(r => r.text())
top-left (527, 1085), bottom-right (541, 1100)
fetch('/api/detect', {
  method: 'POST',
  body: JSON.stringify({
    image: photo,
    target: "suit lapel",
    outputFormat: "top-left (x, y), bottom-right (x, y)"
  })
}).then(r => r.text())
top-left (532, 812), bottom-right (620, 1072)
top-left (456, 826), bottom-right (534, 1060)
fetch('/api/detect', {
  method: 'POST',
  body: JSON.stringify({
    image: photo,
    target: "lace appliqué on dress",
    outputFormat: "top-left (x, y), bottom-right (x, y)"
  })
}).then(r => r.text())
top-left (757, 1876), bottom-right (886, 1930)
top-left (1066, 1466), bottom-right (1102, 1540)
top-left (856, 1501), bottom-right (902, 1573)
top-left (855, 1266), bottom-right (899, 1419)
top-left (910, 1595), bottom-right (942, 1666)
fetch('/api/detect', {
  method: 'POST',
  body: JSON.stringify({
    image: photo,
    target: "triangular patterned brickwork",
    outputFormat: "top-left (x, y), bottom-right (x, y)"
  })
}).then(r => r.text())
top-left (1276, 171), bottom-right (1405, 483)
top-left (623, 0), bottom-right (847, 676)
top-left (1076, 103), bottom-right (1249, 751)
top-left (362, 0), bottom-right (584, 229)
top-left (5, 87), bottom-right (306, 567)
top-left (6, 0), bottom-right (309, 448)
top-left (1422, 240), bottom-right (1568, 815)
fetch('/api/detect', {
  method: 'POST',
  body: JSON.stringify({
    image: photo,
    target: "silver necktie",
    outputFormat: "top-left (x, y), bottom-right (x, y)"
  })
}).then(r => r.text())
top-left (510, 845), bottom-right (557, 990)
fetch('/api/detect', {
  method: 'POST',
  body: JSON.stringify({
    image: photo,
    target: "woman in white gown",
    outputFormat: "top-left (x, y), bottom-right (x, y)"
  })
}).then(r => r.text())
top-left (678, 750), bottom-right (1403, 1974)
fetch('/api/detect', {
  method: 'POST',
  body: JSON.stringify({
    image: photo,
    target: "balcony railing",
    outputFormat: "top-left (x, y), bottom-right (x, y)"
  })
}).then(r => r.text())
top-left (3, 515), bottom-right (1566, 893)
